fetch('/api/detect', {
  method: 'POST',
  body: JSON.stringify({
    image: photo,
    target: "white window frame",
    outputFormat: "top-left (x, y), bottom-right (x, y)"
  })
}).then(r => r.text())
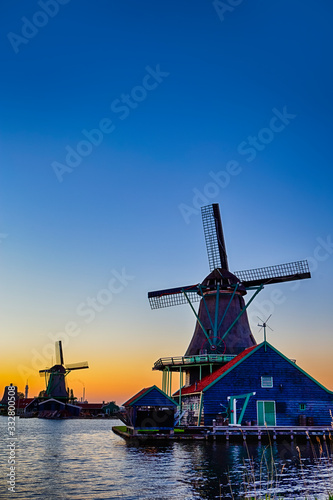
top-left (261, 376), bottom-right (273, 388)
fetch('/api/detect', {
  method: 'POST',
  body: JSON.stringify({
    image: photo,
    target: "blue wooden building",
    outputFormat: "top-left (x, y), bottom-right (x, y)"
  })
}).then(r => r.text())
top-left (123, 385), bottom-right (177, 434)
top-left (176, 342), bottom-right (333, 427)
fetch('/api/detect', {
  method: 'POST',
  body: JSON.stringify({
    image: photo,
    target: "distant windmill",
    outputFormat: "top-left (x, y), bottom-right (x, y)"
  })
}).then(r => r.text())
top-left (39, 341), bottom-right (88, 401)
top-left (148, 203), bottom-right (311, 388)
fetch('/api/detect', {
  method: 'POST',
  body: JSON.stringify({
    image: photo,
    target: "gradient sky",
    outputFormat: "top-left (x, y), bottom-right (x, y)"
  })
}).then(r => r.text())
top-left (1, 1), bottom-right (332, 403)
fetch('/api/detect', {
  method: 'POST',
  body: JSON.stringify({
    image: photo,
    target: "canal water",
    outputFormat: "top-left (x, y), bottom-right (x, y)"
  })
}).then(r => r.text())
top-left (0, 418), bottom-right (332, 499)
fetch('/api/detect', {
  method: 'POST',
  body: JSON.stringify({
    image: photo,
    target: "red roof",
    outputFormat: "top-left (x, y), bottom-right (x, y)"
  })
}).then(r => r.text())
top-left (15, 398), bottom-right (34, 409)
top-left (174, 345), bottom-right (259, 396)
top-left (123, 387), bottom-right (153, 407)
top-left (77, 403), bottom-right (104, 410)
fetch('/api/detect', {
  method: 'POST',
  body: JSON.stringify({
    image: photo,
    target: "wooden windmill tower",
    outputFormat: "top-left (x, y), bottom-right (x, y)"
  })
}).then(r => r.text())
top-left (39, 341), bottom-right (88, 401)
top-left (148, 204), bottom-right (311, 392)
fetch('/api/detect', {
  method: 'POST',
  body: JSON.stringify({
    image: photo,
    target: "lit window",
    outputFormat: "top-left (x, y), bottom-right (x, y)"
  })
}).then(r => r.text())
top-left (299, 403), bottom-right (306, 410)
top-left (261, 376), bottom-right (273, 388)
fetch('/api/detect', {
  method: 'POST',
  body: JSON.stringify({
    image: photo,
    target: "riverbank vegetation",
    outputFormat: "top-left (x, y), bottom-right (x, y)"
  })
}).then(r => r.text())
top-left (226, 430), bottom-right (333, 500)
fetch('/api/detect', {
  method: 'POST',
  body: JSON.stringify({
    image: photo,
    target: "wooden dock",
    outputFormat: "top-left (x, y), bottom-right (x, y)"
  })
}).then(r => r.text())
top-left (207, 424), bottom-right (333, 442)
top-left (112, 425), bottom-right (333, 442)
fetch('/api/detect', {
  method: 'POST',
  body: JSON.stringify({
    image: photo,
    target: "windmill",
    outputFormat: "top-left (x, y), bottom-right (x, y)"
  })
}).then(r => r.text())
top-left (148, 204), bottom-right (311, 389)
top-left (39, 341), bottom-right (88, 401)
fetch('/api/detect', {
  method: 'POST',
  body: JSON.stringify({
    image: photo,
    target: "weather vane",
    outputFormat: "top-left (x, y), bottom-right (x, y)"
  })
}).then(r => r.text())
top-left (257, 315), bottom-right (273, 349)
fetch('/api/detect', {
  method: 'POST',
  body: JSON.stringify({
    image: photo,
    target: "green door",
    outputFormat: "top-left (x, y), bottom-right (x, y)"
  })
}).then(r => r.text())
top-left (257, 401), bottom-right (276, 426)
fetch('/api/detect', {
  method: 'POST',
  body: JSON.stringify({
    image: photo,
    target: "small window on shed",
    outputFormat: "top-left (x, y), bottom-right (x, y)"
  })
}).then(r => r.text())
top-left (299, 403), bottom-right (306, 411)
top-left (261, 376), bottom-right (273, 388)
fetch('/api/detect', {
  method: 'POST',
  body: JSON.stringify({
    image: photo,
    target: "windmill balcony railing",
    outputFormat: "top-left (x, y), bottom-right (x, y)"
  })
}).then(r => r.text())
top-left (153, 354), bottom-right (236, 370)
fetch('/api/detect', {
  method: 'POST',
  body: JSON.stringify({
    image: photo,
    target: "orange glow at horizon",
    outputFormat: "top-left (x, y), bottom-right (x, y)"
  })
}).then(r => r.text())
top-left (1, 342), bottom-right (332, 404)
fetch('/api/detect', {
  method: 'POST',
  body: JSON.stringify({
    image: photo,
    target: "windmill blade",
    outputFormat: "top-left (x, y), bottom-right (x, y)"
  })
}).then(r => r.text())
top-left (201, 204), bottom-right (229, 271)
top-left (39, 369), bottom-right (50, 376)
top-left (234, 260), bottom-right (311, 287)
top-left (65, 361), bottom-right (89, 371)
top-left (55, 340), bottom-right (64, 366)
top-left (148, 284), bottom-right (200, 309)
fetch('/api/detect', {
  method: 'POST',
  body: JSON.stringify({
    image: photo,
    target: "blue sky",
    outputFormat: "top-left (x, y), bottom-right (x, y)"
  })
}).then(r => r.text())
top-left (1, 0), bottom-right (332, 401)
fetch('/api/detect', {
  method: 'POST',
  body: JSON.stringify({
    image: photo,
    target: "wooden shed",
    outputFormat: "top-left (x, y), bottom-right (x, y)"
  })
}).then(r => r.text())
top-left (123, 385), bottom-right (177, 434)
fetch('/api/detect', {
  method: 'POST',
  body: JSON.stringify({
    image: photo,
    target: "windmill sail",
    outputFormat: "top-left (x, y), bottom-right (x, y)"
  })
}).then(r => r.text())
top-left (201, 204), bottom-right (229, 271)
top-left (65, 361), bottom-right (89, 370)
top-left (234, 260), bottom-right (310, 287)
top-left (148, 285), bottom-right (200, 309)
top-left (55, 340), bottom-right (64, 366)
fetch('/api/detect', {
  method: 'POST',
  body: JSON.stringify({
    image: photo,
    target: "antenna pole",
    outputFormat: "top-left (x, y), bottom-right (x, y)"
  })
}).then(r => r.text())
top-left (257, 315), bottom-right (272, 352)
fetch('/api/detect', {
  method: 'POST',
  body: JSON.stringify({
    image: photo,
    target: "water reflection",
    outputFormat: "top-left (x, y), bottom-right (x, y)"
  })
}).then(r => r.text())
top-left (172, 439), bottom-right (333, 499)
top-left (0, 418), bottom-right (332, 499)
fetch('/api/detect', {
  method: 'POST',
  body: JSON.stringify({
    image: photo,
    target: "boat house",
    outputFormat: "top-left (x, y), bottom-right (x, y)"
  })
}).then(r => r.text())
top-left (123, 385), bottom-right (177, 435)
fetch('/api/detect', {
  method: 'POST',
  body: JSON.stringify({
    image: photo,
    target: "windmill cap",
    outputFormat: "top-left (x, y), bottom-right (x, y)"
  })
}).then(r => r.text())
top-left (201, 268), bottom-right (247, 295)
top-left (49, 364), bottom-right (66, 373)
